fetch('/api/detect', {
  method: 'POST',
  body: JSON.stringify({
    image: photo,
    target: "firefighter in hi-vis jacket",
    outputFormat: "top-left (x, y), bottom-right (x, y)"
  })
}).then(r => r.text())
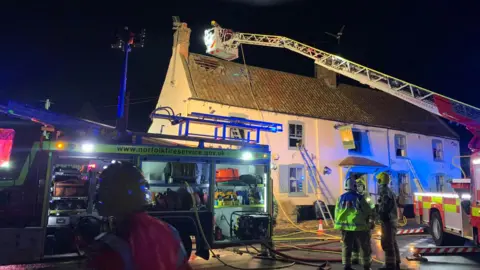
top-left (334, 175), bottom-right (373, 270)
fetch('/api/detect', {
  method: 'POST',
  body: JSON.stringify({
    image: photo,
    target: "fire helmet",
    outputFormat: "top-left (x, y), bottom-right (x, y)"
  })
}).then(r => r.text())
top-left (376, 171), bottom-right (391, 185)
top-left (97, 162), bottom-right (151, 217)
top-left (344, 175), bottom-right (358, 191)
top-left (356, 177), bottom-right (366, 194)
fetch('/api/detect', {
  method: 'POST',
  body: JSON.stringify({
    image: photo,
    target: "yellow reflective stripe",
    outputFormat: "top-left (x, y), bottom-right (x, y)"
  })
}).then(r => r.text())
top-left (472, 207), bottom-right (480, 217)
top-left (456, 199), bottom-right (461, 205)
top-left (417, 196), bottom-right (422, 201)
top-left (432, 197), bottom-right (443, 204)
top-left (444, 204), bottom-right (457, 213)
top-left (423, 202), bottom-right (431, 209)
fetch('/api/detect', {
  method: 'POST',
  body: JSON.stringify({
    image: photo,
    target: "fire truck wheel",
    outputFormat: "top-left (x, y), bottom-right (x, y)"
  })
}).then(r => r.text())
top-left (430, 211), bottom-right (463, 246)
top-left (180, 233), bottom-right (192, 259)
top-left (430, 211), bottom-right (447, 245)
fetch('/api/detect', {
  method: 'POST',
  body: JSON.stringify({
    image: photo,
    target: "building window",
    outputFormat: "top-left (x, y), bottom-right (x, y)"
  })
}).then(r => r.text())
top-left (348, 131), bottom-right (363, 154)
top-left (432, 139), bottom-right (444, 161)
top-left (288, 123), bottom-right (303, 148)
top-left (229, 128), bottom-right (246, 140)
top-left (435, 174), bottom-right (445, 192)
top-left (229, 113), bottom-right (248, 141)
top-left (394, 134), bottom-right (407, 157)
top-left (289, 166), bottom-right (304, 194)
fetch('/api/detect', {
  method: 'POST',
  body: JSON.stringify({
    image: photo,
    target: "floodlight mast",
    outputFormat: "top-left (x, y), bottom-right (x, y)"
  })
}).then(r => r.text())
top-left (111, 26), bottom-right (146, 135)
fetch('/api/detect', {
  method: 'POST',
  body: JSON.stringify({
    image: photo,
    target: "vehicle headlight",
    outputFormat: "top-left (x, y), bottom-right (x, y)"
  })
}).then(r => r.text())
top-left (81, 143), bottom-right (95, 153)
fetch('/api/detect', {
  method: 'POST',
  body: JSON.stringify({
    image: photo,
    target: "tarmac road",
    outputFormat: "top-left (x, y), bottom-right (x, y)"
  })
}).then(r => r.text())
top-left (189, 233), bottom-right (480, 270)
top-left (1, 233), bottom-right (480, 269)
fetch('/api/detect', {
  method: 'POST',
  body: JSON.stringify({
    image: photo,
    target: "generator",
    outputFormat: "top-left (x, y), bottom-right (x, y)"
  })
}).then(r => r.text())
top-left (232, 212), bottom-right (270, 241)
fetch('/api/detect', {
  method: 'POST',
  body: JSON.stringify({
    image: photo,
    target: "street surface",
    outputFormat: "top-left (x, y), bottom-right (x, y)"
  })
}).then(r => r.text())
top-left (189, 234), bottom-right (480, 270)
top-left (1, 220), bottom-right (480, 269)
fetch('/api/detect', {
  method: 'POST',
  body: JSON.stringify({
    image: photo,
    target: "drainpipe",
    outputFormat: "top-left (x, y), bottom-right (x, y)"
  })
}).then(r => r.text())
top-left (386, 129), bottom-right (392, 168)
top-left (315, 119), bottom-right (320, 197)
top-left (383, 129), bottom-right (392, 200)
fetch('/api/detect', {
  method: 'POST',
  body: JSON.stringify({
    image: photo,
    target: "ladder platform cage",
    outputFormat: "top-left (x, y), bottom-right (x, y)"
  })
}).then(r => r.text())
top-left (150, 109), bottom-right (283, 145)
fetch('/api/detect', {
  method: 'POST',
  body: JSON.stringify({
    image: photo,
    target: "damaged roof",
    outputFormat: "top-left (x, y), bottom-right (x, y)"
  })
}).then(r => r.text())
top-left (185, 53), bottom-right (458, 139)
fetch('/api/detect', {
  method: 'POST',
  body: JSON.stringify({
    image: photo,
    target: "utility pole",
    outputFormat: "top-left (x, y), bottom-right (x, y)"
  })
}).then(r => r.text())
top-left (111, 26), bottom-right (146, 135)
top-left (124, 91), bottom-right (130, 130)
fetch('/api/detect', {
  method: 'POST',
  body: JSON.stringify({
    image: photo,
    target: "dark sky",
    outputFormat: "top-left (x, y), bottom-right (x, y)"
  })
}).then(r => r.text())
top-left (1, 1), bottom-right (479, 151)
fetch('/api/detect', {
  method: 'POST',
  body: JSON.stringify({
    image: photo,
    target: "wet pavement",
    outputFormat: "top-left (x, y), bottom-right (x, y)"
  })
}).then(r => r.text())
top-left (2, 221), bottom-right (480, 269)
top-left (188, 233), bottom-right (480, 269)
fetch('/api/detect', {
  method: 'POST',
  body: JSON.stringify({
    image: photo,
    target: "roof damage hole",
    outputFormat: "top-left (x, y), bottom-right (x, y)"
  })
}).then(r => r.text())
top-left (193, 56), bottom-right (224, 73)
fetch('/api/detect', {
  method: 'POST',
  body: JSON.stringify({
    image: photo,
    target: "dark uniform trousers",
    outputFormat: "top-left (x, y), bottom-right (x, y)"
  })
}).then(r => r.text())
top-left (380, 223), bottom-right (400, 267)
top-left (342, 230), bottom-right (372, 269)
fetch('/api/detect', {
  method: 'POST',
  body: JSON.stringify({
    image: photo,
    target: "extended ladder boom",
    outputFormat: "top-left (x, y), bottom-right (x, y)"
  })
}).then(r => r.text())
top-left (204, 24), bottom-right (480, 150)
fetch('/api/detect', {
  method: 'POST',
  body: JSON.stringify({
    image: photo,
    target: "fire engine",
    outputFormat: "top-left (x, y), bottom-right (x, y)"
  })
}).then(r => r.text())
top-left (0, 101), bottom-right (280, 265)
top-left (203, 21), bottom-right (480, 246)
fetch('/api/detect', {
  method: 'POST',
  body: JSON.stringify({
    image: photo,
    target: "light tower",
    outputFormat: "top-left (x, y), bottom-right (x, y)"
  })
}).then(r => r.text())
top-left (111, 26), bottom-right (146, 135)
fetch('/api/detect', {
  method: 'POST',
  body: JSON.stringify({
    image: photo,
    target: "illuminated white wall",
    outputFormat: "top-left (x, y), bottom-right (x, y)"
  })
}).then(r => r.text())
top-left (149, 51), bottom-right (461, 210)
top-left (151, 102), bottom-right (460, 205)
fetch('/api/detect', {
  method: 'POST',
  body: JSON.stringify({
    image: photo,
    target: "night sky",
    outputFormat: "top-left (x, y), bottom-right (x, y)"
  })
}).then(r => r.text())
top-left (1, 1), bottom-right (479, 153)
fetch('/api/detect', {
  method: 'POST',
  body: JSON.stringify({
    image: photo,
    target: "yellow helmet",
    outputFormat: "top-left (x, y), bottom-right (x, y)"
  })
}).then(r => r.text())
top-left (376, 172), bottom-right (391, 185)
top-left (211, 20), bottom-right (217, 26)
top-left (356, 177), bottom-right (366, 193)
top-left (356, 177), bottom-right (366, 186)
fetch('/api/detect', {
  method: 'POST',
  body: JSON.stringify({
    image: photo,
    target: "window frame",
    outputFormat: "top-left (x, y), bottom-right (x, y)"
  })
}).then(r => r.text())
top-left (288, 121), bottom-right (304, 150)
top-left (435, 174), bottom-right (445, 192)
top-left (348, 130), bottom-right (363, 154)
top-left (287, 165), bottom-right (306, 197)
top-left (432, 139), bottom-right (444, 162)
top-left (228, 113), bottom-right (248, 141)
top-left (394, 134), bottom-right (407, 158)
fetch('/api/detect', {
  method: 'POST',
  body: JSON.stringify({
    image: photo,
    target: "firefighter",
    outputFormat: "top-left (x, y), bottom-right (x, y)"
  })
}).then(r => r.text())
top-left (90, 162), bottom-right (193, 270)
top-left (397, 182), bottom-right (408, 221)
top-left (351, 176), bottom-right (375, 265)
top-left (376, 171), bottom-right (401, 270)
top-left (334, 175), bottom-right (373, 270)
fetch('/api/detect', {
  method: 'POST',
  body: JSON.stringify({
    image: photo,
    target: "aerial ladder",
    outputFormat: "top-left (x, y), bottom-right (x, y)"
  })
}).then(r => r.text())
top-left (297, 144), bottom-right (334, 226)
top-left (203, 21), bottom-right (480, 154)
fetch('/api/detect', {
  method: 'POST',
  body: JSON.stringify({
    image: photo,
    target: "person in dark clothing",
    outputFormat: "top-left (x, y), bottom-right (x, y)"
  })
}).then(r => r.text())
top-left (90, 162), bottom-right (192, 270)
top-left (376, 171), bottom-right (401, 270)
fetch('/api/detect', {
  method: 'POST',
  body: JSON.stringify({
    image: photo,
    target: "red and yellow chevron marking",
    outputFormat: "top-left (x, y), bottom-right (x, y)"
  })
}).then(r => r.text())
top-left (397, 228), bottom-right (425, 235)
top-left (414, 246), bottom-right (480, 255)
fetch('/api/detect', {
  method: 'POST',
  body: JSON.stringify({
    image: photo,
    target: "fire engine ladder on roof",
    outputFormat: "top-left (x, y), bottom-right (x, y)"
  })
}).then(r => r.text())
top-left (204, 24), bottom-right (480, 141)
top-left (297, 144), bottom-right (334, 226)
top-left (406, 159), bottom-right (424, 193)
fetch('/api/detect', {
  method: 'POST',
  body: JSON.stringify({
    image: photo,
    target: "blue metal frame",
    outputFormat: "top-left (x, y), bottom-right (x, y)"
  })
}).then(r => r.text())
top-left (1, 102), bottom-right (282, 149)
top-left (2, 101), bottom-right (116, 133)
top-left (150, 109), bottom-right (283, 144)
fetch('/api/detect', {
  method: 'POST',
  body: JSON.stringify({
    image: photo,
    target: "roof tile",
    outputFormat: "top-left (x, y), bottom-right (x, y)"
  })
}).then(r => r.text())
top-left (186, 53), bottom-right (457, 139)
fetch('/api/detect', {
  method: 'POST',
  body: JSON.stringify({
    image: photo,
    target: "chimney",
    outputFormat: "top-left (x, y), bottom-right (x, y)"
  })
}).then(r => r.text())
top-left (314, 65), bottom-right (337, 88)
top-left (173, 23), bottom-right (191, 59)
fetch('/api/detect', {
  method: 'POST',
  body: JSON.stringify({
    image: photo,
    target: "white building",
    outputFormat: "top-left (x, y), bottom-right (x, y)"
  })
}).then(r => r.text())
top-left (149, 23), bottom-right (460, 220)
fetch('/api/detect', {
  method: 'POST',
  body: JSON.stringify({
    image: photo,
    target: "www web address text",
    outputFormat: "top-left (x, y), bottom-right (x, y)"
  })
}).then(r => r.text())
top-left (116, 146), bottom-right (227, 156)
